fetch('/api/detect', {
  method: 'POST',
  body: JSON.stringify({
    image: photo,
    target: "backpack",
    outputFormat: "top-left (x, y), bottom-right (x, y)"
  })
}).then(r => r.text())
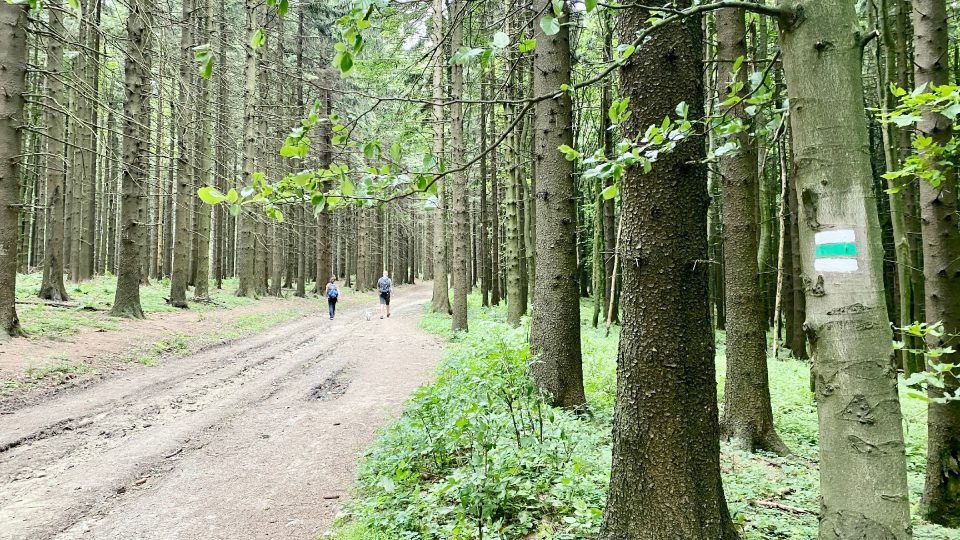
top-left (328, 284), bottom-right (339, 299)
top-left (378, 278), bottom-right (391, 294)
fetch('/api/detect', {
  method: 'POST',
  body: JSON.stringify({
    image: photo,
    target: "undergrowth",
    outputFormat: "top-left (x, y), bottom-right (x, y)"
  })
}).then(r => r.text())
top-left (15, 273), bottom-right (256, 337)
top-left (328, 295), bottom-right (959, 540)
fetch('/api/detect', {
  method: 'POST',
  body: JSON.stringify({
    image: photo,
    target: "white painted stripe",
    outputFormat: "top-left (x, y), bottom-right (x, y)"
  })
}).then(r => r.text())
top-left (815, 229), bottom-right (856, 245)
top-left (815, 258), bottom-right (859, 273)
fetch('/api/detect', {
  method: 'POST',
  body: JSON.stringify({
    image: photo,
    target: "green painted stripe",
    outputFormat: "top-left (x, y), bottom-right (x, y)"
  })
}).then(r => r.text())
top-left (815, 243), bottom-right (858, 258)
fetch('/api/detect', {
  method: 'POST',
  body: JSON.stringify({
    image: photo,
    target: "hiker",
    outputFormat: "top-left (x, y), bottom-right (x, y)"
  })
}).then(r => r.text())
top-left (324, 277), bottom-right (340, 320)
top-left (377, 270), bottom-right (392, 319)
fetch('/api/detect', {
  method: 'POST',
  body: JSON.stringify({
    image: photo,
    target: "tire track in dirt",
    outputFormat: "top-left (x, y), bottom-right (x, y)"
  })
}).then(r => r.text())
top-left (0, 284), bottom-right (443, 540)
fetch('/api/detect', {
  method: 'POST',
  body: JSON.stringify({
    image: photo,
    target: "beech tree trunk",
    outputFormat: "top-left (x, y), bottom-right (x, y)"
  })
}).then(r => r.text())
top-left (599, 3), bottom-right (736, 538)
top-left (777, 1), bottom-right (911, 537)
top-left (529, 0), bottom-right (586, 410)
top-left (717, 6), bottom-right (788, 455)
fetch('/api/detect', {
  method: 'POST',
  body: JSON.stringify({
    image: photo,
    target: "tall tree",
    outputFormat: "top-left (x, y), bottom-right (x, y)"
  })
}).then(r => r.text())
top-left (599, 2), bottom-right (737, 538)
top-left (194, 0), bottom-right (214, 301)
top-left (169, 0), bottom-right (195, 307)
top-left (528, 0), bottom-right (586, 410)
top-left (430, 0), bottom-right (451, 314)
top-left (111, 0), bottom-right (153, 319)
top-left (450, 0), bottom-right (468, 332)
top-left (39, 0), bottom-right (70, 302)
top-left (716, 6), bottom-right (787, 455)
top-left (236, 0), bottom-right (260, 298)
top-left (777, 0), bottom-right (911, 537)
top-left (912, 0), bottom-right (960, 525)
top-left (0, 1), bottom-right (27, 338)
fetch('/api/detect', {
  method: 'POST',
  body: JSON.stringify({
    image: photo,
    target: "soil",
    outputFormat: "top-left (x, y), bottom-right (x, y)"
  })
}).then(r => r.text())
top-left (0, 283), bottom-right (444, 540)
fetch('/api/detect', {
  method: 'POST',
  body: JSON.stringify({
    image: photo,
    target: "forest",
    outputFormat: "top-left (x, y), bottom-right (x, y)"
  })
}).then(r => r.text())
top-left (2, 0), bottom-right (960, 538)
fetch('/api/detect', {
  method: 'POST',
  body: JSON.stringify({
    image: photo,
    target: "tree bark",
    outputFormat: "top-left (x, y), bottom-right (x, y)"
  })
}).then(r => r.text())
top-left (716, 6), bottom-right (788, 455)
top-left (529, 0), bottom-right (586, 410)
top-left (430, 0), bottom-right (452, 314)
top-left (777, 1), bottom-right (911, 537)
top-left (449, 0), bottom-right (468, 332)
top-left (599, 3), bottom-right (736, 538)
top-left (110, 0), bottom-right (152, 319)
top-left (169, 0), bottom-right (194, 307)
top-left (0, 1), bottom-right (27, 338)
top-left (193, 0), bottom-right (213, 300)
top-left (236, 0), bottom-right (259, 298)
top-left (39, 0), bottom-right (70, 302)
top-left (911, 0), bottom-right (960, 526)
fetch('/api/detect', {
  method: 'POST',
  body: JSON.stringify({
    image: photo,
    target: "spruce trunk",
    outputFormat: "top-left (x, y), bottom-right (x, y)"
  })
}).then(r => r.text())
top-left (599, 3), bottom-right (736, 538)
top-left (529, 0), bottom-right (585, 410)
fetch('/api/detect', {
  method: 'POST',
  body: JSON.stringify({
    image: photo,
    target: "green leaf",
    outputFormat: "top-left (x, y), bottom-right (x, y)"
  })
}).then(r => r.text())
top-left (518, 38), bottom-right (537, 53)
top-left (390, 142), bottom-right (402, 163)
top-left (197, 186), bottom-right (227, 205)
top-left (552, 0), bottom-right (564, 17)
top-left (337, 51), bottom-right (354, 74)
top-left (540, 16), bottom-right (560, 36)
top-left (492, 31), bottom-right (509, 49)
top-left (601, 184), bottom-right (619, 200)
top-left (250, 29), bottom-right (266, 50)
top-left (341, 177), bottom-right (355, 197)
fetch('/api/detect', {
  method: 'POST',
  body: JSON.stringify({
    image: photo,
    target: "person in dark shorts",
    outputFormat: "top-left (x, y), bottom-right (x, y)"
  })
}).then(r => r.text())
top-left (377, 270), bottom-right (392, 319)
top-left (324, 277), bottom-right (339, 320)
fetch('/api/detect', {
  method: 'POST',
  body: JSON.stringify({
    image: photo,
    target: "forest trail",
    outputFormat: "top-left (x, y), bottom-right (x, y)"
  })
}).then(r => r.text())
top-left (0, 283), bottom-right (443, 540)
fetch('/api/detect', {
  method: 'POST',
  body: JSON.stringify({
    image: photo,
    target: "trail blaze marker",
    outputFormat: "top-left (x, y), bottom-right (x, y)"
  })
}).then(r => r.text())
top-left (814, 229), bottom-right (859, 273)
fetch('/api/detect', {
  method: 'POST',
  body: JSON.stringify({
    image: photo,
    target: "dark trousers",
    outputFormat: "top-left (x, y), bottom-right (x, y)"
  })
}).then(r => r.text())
top-left (328, 298), bottom-right (337, 319)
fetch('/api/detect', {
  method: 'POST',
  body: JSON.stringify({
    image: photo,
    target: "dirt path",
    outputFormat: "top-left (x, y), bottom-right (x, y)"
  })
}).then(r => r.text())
top-left (0, 283), bottom-right (444, 540)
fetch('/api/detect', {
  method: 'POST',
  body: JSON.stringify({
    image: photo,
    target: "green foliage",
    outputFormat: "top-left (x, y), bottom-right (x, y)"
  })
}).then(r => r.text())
top-left (896, 321), bottom-right (960, 403)
top-left (330, 297), bottom-right (960, 540)
top-left (334, 306), bottom-right (608, 539)
top-left (882, 83), bottom-right (960, 192)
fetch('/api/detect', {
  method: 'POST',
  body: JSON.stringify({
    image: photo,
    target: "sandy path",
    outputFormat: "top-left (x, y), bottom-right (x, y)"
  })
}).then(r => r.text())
top-left (0, 283), bottom-right (443, 540)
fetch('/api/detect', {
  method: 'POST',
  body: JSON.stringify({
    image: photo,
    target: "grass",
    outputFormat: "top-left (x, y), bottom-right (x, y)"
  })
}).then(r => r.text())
top-left (326, 294), bottom-right (960, 540)
top-left (15, 272), bottom-right (258, 338)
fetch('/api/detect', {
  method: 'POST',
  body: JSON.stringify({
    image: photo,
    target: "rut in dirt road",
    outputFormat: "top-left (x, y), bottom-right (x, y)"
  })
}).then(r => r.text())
top-left (0, 284), bottom-right (443, 540)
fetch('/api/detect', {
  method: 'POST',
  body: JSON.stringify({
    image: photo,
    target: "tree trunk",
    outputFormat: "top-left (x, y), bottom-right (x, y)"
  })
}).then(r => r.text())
top-left (489, 66), bottom-right (502, 307)
top-left (717, 6), bottom-right (788, 455)
top-left (39, 0), bottom-right (70, 302)
top-left (450, 0), bottom-right (468, 332)
top-left (777, 1), bottom-right (911, 537)
top-left (193, 0), bottom-right (213, 300)
top-left (236, 0), bottom-right (259, 298)
top-left (0, 1), bottom-right (27, 338)
top-left (528, 0), bottom-right (586, 410)
top-left (110, 0), bottom-right (152, 319)
top-left (912, 0), bottom-right (960, 525)
top-left (430, 0), bottom-right (451, 314)
top-left (169, 0), bottom-right (194, 307)
top-left (599, 3), bottom-right (736, 538)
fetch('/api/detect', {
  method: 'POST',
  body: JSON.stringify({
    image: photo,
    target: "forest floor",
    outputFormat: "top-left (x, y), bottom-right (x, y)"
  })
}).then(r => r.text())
top-left (0, 281), bottom-right (443, 540)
